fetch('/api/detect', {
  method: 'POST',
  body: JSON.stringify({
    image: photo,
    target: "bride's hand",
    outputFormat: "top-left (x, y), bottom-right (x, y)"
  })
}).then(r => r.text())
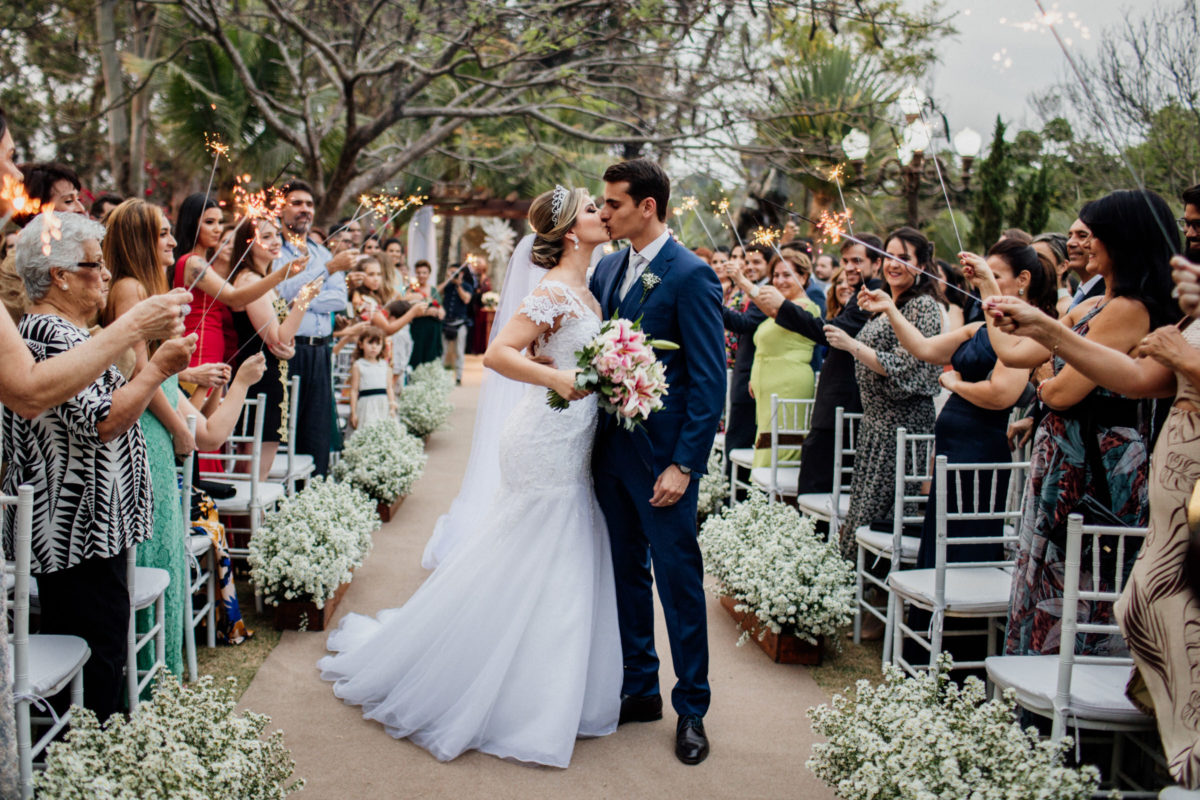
top-left (550, 368), bottom-right (589, 401)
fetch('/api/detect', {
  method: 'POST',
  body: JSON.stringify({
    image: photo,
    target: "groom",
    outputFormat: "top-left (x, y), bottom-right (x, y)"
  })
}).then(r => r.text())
top-left (590, 159), bottom-right (726, 765)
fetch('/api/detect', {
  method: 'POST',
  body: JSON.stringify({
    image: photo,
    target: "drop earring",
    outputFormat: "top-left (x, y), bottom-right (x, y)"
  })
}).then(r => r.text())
top-left (1018, 288), bottom-right (1025, 296)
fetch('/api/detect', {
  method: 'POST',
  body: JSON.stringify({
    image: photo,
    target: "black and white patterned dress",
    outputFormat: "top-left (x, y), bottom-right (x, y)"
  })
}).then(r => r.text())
top-left (838, 294), bottom-right (942, 558)
top-left (2, 314), bottom-right (153, 574)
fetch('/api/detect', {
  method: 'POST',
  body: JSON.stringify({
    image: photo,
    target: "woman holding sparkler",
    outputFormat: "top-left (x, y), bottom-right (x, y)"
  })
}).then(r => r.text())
top-left (973, 190), bottom-right (1176, 659)
top-left (406, 259), bottom-right (447, 367)
top-left (824, 227), bottom-right (943, 560)
top-left (172, 193), bottom-right (305, 372)
top-left (105, 198), bottom-right (270, 683)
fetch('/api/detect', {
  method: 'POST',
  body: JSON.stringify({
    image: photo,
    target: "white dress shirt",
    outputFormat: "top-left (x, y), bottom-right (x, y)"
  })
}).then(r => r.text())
top-left (619, 229), bottom-right (672, 301)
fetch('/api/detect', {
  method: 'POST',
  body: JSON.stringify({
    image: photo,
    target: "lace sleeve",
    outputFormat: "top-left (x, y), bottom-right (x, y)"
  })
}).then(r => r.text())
top-left (517, 284), bottom-right (577, 327)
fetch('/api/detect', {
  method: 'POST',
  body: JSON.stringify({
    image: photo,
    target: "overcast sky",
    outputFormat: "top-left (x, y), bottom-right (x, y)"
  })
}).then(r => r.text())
top-left (924, 0), bottom-right (1140, 140)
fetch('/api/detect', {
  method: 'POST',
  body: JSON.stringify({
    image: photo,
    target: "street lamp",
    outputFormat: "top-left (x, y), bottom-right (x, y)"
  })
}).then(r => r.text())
top-left (897, 85), bottom-right (927, 122)
top-left (953, 126), bottom-right (983, 175)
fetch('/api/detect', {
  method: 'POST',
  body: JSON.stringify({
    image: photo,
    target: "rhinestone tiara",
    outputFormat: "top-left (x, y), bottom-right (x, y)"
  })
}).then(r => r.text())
top-left (550, 184), bottom-right (569, 226)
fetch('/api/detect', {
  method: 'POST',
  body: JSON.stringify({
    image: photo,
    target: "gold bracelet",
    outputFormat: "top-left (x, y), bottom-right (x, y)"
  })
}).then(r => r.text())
top-left (1052, 324), bottom-right (1063, 358)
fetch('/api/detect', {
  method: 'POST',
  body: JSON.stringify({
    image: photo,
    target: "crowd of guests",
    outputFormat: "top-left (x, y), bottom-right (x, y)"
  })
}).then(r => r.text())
top-left (698, 183), bottom-right (1200, 791)
top-left (0, 104), bottom-right (495, 794)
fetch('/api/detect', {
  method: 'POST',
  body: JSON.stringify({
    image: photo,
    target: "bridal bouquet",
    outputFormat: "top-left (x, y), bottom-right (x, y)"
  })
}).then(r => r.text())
top-left (546, 316), bottom-right (676, 430)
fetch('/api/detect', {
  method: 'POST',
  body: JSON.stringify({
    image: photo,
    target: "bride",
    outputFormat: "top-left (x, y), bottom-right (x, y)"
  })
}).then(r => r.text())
top-left (318, 186), bottom-right (621, 768)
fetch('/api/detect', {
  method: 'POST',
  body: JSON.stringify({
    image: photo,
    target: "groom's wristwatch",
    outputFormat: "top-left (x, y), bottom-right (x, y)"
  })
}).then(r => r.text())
top-left (675, 464), bottom-right (692, 475)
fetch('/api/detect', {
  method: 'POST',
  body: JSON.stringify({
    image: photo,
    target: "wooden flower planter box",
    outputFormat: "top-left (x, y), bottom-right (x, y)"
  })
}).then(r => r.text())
top-left (273, 579), bottom-right (352, 632)
top-left (719, 595), bottom-right (823, 665)
top-left (376, 494), bottom-right (406, 523)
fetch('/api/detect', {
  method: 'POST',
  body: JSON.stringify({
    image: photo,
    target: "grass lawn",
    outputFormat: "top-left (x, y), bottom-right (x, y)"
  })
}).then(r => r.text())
top-left (194, 583), bottom-right (282, 699)
top-left (808, 631), bottom-right (883, 696)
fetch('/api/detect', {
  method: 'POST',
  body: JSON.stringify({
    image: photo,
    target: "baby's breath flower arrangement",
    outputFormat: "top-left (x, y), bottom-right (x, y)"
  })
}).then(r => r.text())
top-left (398, 362), bottom-right (454, 437)
top-left (249, 477), bottom-right (379, 608)
top-left (37, 675), bottom-right (303, 799)
top-left (696, 446), bottom-right (727, 523)
top-left (699, 490), bottom-right (854, 645)
top-left (334, 418), bottom-right (427, 503)
top-left (807, 655), bottom-right (1101, 800)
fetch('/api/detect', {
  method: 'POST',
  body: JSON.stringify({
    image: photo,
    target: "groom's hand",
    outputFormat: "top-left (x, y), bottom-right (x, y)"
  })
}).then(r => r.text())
top-left (650, 465), bottom-right (689, 507)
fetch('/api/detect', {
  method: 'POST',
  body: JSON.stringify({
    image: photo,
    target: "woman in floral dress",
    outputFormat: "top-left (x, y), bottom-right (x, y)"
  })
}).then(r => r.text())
top-left (824, 227), bottom-right (943, 559)
top-left (976, 190), bottom-right (1176, 657)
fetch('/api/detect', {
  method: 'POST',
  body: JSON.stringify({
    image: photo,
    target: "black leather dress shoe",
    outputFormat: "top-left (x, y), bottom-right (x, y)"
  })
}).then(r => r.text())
top-left (675, 715), bottom-right (709, 765)
top-left (618, 693), bottom-right (663, 725)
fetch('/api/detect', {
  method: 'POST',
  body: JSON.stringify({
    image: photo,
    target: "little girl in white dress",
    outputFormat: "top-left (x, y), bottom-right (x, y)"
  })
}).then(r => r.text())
top-left (350, 327), bottom-right (396, 431)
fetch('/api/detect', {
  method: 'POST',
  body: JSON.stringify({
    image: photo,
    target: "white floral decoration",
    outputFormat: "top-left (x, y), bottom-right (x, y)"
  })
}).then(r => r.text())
top-left (696, 446), bottom-right (727, 523)
top-left (639, 270), bottom-right (661, 303)
top-left (480, 290), bottom-right (500, 309)
top-left (334, 418), bottom-right (427, 503)
top-left (398, 362), bottom-right (455, 437)
top-left (807, 654), bottom-right (1102, 800)
top-left (480, 218), bottom-right (517, 267)
top-left (249, 477), bottom-right (379, 607)
top-left (37, 675), bottom-right (303, 799)
top-left (699, 490), bottom-right (855, 645)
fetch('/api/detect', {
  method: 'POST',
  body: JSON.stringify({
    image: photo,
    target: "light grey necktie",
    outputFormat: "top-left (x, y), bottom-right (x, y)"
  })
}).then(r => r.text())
top-left (619, 253), bottom-right (647, 301)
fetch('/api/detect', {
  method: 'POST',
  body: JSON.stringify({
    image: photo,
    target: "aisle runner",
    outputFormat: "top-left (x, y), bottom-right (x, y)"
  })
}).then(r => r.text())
top-left (241, 356), bottom-right (836, 799)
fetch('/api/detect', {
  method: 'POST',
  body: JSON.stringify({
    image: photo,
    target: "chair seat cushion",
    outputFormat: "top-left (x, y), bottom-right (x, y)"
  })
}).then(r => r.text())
top-left (796, 492), bottom-right (851, 520)
top-left (728, 448), bottom-right (755, 468)
top-left (15, 635), bottom-right (90, 697)
top-left (268, 451), bottom-right (315, 480)
top-left (985, 655), bottom-right (1152, 726)
top-left (210, 480), bottom-right (286, 514)
top-left (855, 526), bottom-right (920, 561)
top-left (186, 534), bottom-right (212, 557)
top-left (750, 467), bottom-right (800, 495)
top-left (887, 566), bottom-right (1013, 614)
top-left (132, 566), bottom-right (170, 610)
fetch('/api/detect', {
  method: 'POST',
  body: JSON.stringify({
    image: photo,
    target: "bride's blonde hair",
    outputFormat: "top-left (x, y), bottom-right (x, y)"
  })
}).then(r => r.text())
top-left (527, 186), bottom-right (591, 269)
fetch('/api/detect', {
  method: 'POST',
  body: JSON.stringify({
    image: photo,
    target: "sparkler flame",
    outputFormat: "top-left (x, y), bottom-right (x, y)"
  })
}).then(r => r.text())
top-left (825, 163), bottom-right (846, 182)
top-left (750, 226), bottom-right (781, 248)
top-left (715, 198), bottom-right (731, 215)
top-left (204, 133), bottom-right (231, 160)
top-left (0, 175), bottom-right (41, 217)
top-left (680, 196), bottom-right (699, 212)
top-left (40, 208), bottom-right (62, 257)
top-left (815, 210), bottom-right (854, 245)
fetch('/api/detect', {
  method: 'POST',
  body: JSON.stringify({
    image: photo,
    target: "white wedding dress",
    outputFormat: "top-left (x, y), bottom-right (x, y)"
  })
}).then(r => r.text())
top-left (319, 280), bottom-right (622, 768)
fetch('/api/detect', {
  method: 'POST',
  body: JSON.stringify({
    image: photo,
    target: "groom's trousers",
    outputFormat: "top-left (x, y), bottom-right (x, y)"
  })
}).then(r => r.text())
top-left (593, 462), bottom-right (710, 719)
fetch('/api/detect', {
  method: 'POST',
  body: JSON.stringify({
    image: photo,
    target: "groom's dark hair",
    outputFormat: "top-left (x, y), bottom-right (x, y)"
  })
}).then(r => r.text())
top-left (603, 159), bottom-right (670, 222)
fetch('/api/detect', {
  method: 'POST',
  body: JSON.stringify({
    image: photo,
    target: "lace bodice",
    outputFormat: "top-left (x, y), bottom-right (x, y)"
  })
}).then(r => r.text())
top-left (498, 280), bottom-right (602, 490)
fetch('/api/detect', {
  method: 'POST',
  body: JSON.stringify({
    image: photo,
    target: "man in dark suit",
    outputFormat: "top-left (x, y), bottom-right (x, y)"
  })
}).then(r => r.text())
top-left (591, 159), bottom-right (726, 765)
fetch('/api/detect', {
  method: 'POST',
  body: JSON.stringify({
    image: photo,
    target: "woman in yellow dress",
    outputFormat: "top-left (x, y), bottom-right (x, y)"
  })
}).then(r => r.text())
top-left (749, 253), bottom-right (821, 467)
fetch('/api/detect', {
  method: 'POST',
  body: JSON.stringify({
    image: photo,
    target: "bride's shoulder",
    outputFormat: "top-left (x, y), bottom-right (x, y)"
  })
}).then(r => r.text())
top-left (519, 280), bottom-right (581, 326)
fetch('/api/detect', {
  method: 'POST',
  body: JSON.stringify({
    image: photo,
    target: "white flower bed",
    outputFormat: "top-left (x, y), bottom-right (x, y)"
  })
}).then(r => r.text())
top-left (249, 477), bottom-right (379, 607)
top-left (38, 675), bottom-right (303, 799)
top-left (807, 655), bottom-right (1101, 800)
top-left (696, 446), bottom-right (727, 523)
top-left (334, 418), bottom-right (427, 503)
top-left (699, 490), bottom-right (854, 645)
top-left (398, 362), bottom-right (454, 437)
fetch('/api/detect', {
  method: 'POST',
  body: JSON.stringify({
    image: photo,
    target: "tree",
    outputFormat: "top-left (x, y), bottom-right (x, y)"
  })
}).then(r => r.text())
top-left (970, 117), bottom-right (1010, 248)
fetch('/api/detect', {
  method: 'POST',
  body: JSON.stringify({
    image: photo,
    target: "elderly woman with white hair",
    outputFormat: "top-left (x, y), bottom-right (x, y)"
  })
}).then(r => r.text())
top-left (4, 211), bottom-right (196, 721)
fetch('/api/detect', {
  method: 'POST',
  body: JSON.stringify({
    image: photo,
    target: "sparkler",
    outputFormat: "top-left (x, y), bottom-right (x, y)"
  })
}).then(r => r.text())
top-left (679, 196), bottom-right (717, 249)
top-left (912, 106), bottom-right (966, 255)
top-left (714, 198), bottom-right (745, 250)
top-left (39, 208), bottom-right (62, 258)
top-left (825, 163), bottom-right (854, 237)
top-left (814, 210), bottom-right (854, 246)
top-left (0, 175), bottom-right (42, 228)
top-left (373, 192), bottom-right (428, 236)
top-left (750, 225), bottom-right (787, 263)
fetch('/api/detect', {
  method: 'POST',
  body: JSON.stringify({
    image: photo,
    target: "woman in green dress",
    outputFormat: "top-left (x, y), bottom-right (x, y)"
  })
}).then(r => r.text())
top-left (105, 199), bottom-right (268, 683)
top-left (749, 254), bottom-right (821, 468)
top-left (406, 260), bottom-right (446, 367)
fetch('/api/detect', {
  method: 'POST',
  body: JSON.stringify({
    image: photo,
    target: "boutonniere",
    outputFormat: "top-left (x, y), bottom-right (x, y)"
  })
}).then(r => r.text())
top-left (640, 271), bottom-right (661, 303)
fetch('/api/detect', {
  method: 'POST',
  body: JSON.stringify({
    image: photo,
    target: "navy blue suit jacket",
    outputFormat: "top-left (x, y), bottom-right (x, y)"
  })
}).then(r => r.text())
top-left (590, 236), bottom-right (726, 477)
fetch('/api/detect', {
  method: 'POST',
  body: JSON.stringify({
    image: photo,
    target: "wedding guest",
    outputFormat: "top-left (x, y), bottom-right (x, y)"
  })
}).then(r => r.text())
top-left (229, 215), bottom-right (319, 479)
top-left (988, 238), bottom-right (1195, 789)
top-left (13, 162), bottom-right (85, 224)
top-left (824, 227), bottom-right (943, 559)
top-left (978, 190), bottom-right (1176, 657)
top-left (738, 255), bottom-right (820, 467)
top-left (936, 259), bottom-right (969, 330)
top-left (383, 237), bottom-right (412, 286)
top-left (173, 193), bottom-right (298, 370)
top-left (8, 211), bottom-right (196, 719)
top-left (720, 244), bottom-right (771, 468)
top-left (273, 180), bottom-right (359, 477)
top-left (812, 251), bottom-right (836, 294)
top-left (469, 262), bottom-right (494, 354)
top-left (780, 218), bottom-right (800, 246)
top-left (406, 259), bottom-right (446, 367)
top-left (376, 298), bottom-right (426, 390)
top-left (1182, 184), bottom-right (1200, 263)
top-left (349, 255), bottom-right (388, 321)
top-left (90, 192), bottom-right (123, 222)
top-left (744, 235), bottom-right (883, 496)
top-left (349, 326), bottom-right (397, 430)
top-left (1031, 232), bottom-right (1070, 304)
top-left (999, 227), bottom-right (1033, 244)
top-left (693, 247), bottom-right (713, 265)
top-left (825, 266), bottom-right (854, 320)
top-left (860, 239), bottom-right (1055, 570)
top-left (440, 260), bottom-right (476, 385)
top-left (1065, 217), bottom-right (1104, 311)
top-left (362, 234), bottom-right (382, 257)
